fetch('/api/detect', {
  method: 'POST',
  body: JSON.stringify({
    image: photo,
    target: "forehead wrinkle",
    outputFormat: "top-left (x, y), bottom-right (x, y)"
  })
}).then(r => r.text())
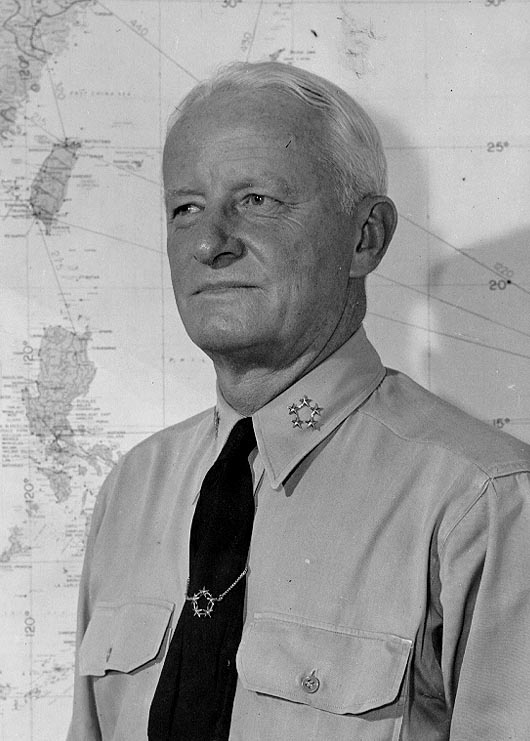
top-left (203, 138), bottom-right (316, 197)
top-left (165, 143), bottom-right (303, 197)
top-left (202, 142), bottom-right (299, 176)
top-left (164, 108), bottom-right (325, 198)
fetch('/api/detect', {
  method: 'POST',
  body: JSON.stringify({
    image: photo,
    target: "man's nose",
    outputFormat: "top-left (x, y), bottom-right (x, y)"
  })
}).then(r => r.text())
top-left (193, 209), bottom-right (244, 268)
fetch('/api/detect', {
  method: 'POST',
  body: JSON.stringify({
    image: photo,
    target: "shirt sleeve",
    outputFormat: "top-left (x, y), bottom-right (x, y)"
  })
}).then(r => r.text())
top-left (438, 470), bottom-right (530, 740)
top-left (66, 467), bottom-right (115, 741)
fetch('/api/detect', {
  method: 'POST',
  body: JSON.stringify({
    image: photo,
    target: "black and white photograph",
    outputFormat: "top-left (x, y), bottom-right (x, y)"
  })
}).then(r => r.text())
top-left (1, 1), bottom-right (529, 738)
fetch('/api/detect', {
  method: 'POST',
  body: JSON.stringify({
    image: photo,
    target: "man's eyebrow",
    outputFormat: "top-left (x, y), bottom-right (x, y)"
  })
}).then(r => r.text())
top-left (165, 187), bottom-right (199, 199)
top-left (247, 175), bottom-right (294, 196)
top-left (165, 177), bottom-right (296, 199)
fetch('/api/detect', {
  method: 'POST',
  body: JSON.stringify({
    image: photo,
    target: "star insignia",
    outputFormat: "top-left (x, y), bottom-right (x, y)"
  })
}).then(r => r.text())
top-left (288, 396), bottom-right (323, 431)
top-left (189, 587), bottom-right (215, 617)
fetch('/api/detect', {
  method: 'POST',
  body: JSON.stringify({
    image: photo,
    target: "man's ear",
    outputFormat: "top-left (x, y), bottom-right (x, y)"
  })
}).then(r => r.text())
top-left (349, 196), bottom-right (397, 278)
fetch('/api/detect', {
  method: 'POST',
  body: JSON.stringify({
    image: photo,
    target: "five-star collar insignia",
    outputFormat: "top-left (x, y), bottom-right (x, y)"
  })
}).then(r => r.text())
top-left (288, 395), bottom-right (323, 430)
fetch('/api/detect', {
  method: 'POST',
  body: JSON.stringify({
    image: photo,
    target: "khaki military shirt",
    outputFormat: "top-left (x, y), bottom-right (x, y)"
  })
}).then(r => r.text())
top-left (67, 327), bottom-right (530, 740)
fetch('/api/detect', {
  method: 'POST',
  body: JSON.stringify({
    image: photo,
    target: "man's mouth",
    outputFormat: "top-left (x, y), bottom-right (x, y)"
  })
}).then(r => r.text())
top-left (193, 282), bottom-right (255, 294)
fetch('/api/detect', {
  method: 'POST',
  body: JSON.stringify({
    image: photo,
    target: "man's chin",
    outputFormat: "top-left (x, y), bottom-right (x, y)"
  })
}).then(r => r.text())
top-left (185, 324), bottom-right (271, 362)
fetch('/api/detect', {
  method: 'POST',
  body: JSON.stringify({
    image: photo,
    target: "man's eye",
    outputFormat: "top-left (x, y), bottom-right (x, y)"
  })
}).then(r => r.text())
top-left (171, 203), bottom-right (201, 219)
top-left (240, 194), bottom-right (278, 209)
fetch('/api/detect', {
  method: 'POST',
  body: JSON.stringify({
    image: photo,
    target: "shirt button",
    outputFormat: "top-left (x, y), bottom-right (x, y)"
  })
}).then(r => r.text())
top-left (301, 672), bottom-right (320, 693)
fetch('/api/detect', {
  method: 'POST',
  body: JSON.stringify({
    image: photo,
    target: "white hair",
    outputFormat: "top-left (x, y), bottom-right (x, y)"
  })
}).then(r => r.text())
top-left (166, 61), bottom-right (387, 213)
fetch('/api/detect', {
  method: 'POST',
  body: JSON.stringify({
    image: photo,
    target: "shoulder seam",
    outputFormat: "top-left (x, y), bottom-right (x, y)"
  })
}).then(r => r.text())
top-left (439, 477), bottom-right (491, 550)
top-left (358, 407), bottom-right (528, 478)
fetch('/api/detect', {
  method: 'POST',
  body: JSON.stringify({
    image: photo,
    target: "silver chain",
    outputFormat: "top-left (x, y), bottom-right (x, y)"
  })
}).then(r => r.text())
top-left (185, 566), bottom-right (248, 617)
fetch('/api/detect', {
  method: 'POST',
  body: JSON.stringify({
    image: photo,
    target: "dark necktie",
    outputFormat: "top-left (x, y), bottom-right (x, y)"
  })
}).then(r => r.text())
top-left (148, 417), bottom-right (257, 741)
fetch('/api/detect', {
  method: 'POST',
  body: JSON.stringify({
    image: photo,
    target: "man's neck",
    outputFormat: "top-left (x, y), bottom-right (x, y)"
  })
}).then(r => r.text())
top-left (213, 319), bottom-right (363, 416)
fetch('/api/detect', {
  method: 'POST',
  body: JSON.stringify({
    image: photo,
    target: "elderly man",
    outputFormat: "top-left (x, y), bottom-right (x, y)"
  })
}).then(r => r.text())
top-left (67, 62), bottom-right (530, 741)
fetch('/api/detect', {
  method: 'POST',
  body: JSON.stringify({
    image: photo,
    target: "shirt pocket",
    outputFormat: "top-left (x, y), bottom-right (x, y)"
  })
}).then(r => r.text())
top-left (236, 611), bottom-right (412, 715)
top-left (79, 598), bottom-right (175, 676)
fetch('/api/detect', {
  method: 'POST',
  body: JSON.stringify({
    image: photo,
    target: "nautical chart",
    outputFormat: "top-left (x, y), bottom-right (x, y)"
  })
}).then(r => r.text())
top-left (0, 0), bottom-right (528, 737)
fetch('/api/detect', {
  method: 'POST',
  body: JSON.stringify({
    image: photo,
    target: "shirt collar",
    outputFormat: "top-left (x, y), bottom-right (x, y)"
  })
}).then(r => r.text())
top-left (215, 326), bottom-right (385, 489)
top-left (215, 391), bottom-right (246, 456)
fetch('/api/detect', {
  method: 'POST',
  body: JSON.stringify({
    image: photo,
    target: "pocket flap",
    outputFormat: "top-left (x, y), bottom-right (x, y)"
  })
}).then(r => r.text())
top-left (237, 612), bottom-right (412, 715)
top-left (79, 599), bottom-right (174, 676)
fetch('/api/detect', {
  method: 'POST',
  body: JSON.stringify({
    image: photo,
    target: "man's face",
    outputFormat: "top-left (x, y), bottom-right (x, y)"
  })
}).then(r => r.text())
top-left (163, 89), bottom-right (360, 369)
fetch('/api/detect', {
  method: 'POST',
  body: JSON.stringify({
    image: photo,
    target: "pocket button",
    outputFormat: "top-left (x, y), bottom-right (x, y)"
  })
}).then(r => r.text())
top-left (301, 672), bottom-right (320, 694)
